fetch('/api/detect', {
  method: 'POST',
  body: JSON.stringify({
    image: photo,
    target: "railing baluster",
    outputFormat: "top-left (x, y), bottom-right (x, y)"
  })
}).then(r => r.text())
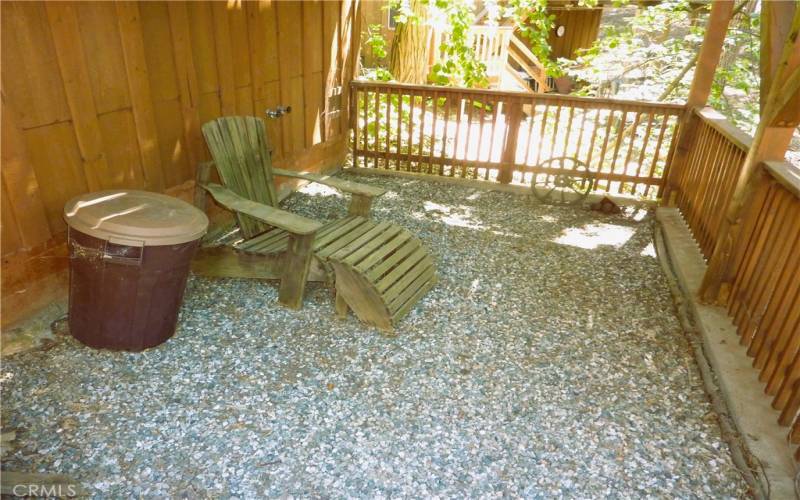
top-left (352, 89), bottom-right (360, 167)
top-left (645, 113), bottom-right (670, 197)
top-left (362, 89), bottom-right (370, 162)
top-left (396, 87), bottom-right (404, 171)
top-left (384, 87), bottom-right (391, 169)
top-left (418, 90), bottom-right (428, 173)
top-left (608, 110), bottom-right (628, 193)
top-left (439, 91), bottom-right (451, 176)
top-left (634, 112), bottom-right (655, 196)
top-left (452, 93), bottom-right (464, 177)
top-left (475, 95), bottom-right (487, 179)
top-left (561, 105), bottom-right (575, 160)
top-left (429, 90), bottom-right (439, 173)
top-left (622, 111), bottom-right (642, 195)
top-left (465, 96), bottom-right (475, 177)
top-left (596, 108), bottom-right (614, 191)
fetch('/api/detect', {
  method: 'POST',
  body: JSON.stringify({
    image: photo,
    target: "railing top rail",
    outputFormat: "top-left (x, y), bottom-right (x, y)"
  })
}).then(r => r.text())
top-left (351, 80), bottom-right (686, 112)
top-left (764, 161), bottom-right (800, 199)
top-left (694, 107), bottom-right (753, 152)
top-left (470, 25), bottom-right (514, 33)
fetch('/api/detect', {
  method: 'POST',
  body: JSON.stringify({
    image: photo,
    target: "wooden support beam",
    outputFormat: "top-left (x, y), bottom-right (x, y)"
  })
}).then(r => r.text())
top-left (498, 98), bottom-right (523, 184)
top-left (662, 0), bottom-right (735, 204)
top-left (699, 4), bottom-right (800, 304)
top-left (760, 0), bottom-right (798, 115)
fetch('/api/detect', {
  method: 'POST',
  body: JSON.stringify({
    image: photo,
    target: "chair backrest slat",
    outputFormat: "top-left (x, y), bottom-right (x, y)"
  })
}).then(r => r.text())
top-left (202, 116), bottom-right (278, 238)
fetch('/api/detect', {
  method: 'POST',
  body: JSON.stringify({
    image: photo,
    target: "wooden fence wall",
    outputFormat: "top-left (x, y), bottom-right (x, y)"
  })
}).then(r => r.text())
top-left (0, 0), bottom-right (362, 326)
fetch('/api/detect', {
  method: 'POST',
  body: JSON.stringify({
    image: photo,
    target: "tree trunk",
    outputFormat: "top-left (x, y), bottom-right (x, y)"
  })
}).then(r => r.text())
top-left (389, 0), bottom-right (430, 84)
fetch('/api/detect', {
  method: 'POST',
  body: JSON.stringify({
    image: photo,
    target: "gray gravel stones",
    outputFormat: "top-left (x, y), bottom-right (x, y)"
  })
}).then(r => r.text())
top-left (1, 172), bottom-right (748, 498)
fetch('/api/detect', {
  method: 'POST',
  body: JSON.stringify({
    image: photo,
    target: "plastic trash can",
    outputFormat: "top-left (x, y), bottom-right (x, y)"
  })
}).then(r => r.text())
top-left (64, 190), bottom-right (208, 351)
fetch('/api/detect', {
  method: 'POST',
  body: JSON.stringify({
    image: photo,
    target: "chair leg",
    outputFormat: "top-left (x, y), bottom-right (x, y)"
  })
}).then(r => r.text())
top-left (334, 290), bottom-right (349, 318)
top-left (278, 232), bottom-right (315, 309)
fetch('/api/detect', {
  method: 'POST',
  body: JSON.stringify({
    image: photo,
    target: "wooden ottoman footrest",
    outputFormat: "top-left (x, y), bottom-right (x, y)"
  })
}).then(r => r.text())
top-left (326, 220), bottom-right (437, 331)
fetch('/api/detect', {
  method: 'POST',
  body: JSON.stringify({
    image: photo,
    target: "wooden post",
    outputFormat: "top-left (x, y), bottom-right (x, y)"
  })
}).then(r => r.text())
top-left (661, 0), bottom-right (735, 204)
top-left (699, 5), bottom-right (800, 304)
top-left (498, 98), bottom-right (522, 184)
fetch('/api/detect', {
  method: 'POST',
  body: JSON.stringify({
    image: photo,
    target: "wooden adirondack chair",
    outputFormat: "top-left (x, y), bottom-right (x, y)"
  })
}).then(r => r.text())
top-left (192, 116), bottom-right (437, 330)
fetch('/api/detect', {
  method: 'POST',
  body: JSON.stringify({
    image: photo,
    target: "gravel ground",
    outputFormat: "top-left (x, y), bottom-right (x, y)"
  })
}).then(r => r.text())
top-left (1, 173), bottom-right (749, 498)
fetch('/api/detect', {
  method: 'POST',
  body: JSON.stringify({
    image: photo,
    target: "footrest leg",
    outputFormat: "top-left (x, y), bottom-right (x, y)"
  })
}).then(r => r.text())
top-left (334, 290), bottom-right (349, 319)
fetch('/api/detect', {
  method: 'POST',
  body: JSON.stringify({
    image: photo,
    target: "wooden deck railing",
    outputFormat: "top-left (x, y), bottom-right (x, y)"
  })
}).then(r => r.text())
top-left (350, 80), bottom-right (683, 199)
top-left (672, 108), bottom-right (751, 258)
top-left (717, 161), bottom-right (800, 457)
top-left (671, 108), bottom-right (800, 456)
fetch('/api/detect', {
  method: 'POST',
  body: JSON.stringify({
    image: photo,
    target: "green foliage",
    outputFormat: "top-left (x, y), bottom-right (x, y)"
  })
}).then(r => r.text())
top-left (427, 0), bottom-right (490, 87)
top-left (564, 0), bottom-right (760, 132)
top-left (366, 24), bottom-right (389, 60)
top-left (382, 0), bottom-right (489, 87)
top-left (505, 0), bottom-right (559, 77)
top-left (363, 24), bottom-right (394, 82)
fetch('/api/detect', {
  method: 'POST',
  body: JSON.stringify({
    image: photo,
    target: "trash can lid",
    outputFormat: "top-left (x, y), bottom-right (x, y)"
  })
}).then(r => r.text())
top-left (64, 190), bottom-right (209, 246)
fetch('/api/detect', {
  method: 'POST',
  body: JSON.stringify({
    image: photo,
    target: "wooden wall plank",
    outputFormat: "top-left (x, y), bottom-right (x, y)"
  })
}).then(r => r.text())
top-left (229, 5), bottom-right (254, 116)
top-left (340, 0), bottom-right (355, 134)
top-left (139, 1), bottom-right (180, 102)
top-left (1, 180), bottom-right (22, 256)
top-left (277, 1), bottom-right (305, 156)
top-left (76, 1), bottom-right (146, 190)
top-left (323, 1), bottom-right (342, 139)
top-left (22, 122), bottom-right (88, 232)
top-left (247, 1), bottom-right (282, 157)
top-left (75, 2), bottom-right (131, 114)
top-left (187, 3), bottom-right (219, 97)
top-left (45, 1), bottom-right (110, 192)
top-left (211, 1), bottom-right (236, 116)
top-left (167, 1), bottom-right (205, 173)
top-left (1, 2), bottom-right (71, 128)
top-left (97, 109), bottom-right (145, 189)
top-left (0, 95), bottom-right (53, 249)
top-left (139, 1), bottom-right (189, 187)
top-left (304, 1), bottom-right (324, 147)
top-left (116, 1), bottom-right (166, 192)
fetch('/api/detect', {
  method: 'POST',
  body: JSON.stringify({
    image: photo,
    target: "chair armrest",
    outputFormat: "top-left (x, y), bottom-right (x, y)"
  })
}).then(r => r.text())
top-left (272, 168), bottom-right (386, 198)
top-left (202, 183), bottom-right (322, 235)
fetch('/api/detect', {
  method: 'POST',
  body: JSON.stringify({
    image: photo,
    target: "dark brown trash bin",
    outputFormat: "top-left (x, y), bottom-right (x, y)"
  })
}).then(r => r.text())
top-left (64, 190), bottom-right (208, 351)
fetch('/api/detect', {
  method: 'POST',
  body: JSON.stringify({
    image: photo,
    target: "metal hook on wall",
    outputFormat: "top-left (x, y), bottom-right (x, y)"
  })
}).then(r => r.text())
top-left (265, 106), bottom-right (291, 119)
